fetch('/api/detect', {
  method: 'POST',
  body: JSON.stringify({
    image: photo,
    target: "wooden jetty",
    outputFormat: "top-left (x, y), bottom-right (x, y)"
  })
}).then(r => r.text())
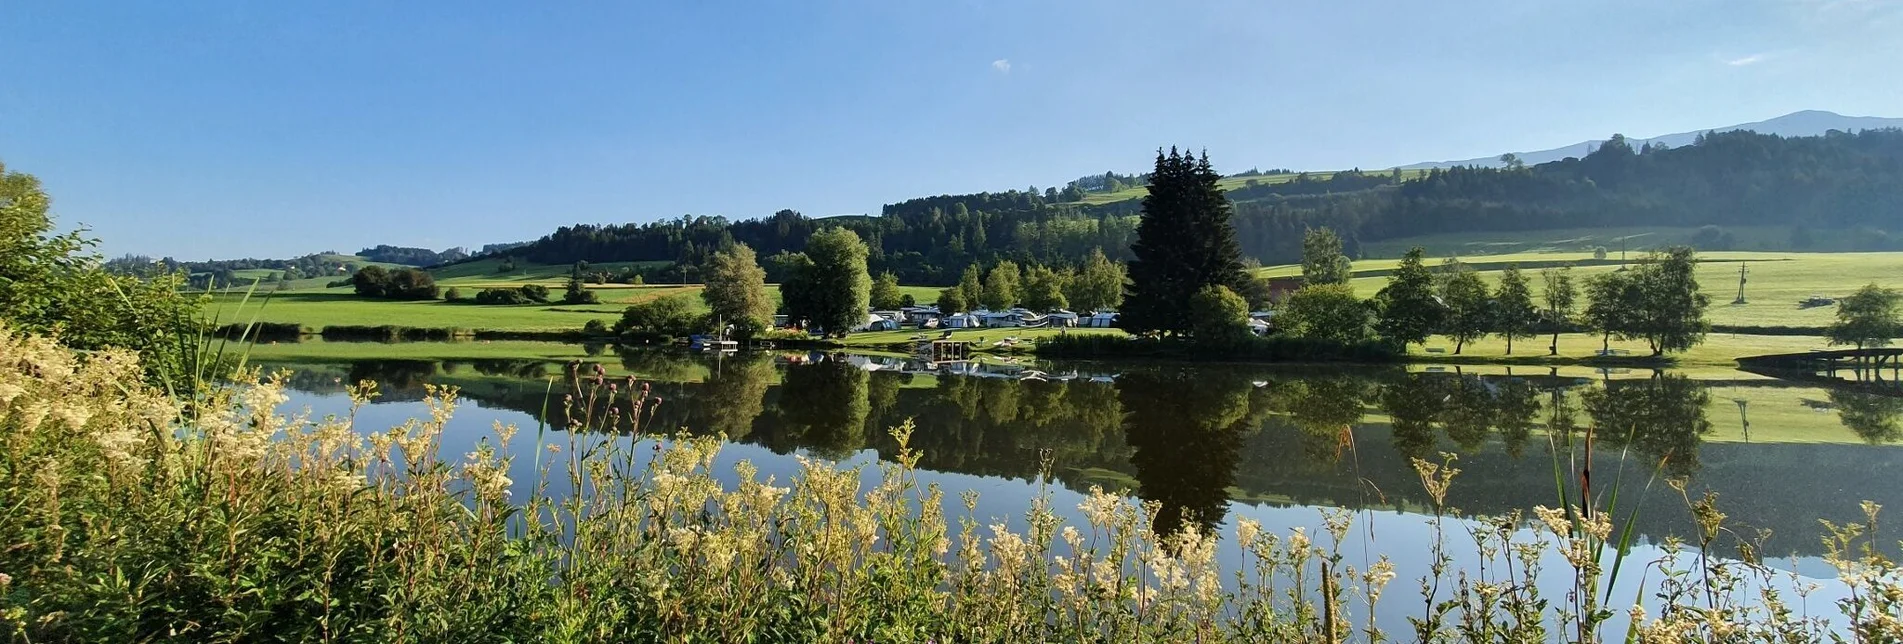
top-left (1735, 347), bottom-right (1903, 372)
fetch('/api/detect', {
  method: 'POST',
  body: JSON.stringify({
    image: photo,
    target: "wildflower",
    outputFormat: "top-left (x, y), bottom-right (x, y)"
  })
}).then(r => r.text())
top-left (1236, 517), bottom-right (1260, 545)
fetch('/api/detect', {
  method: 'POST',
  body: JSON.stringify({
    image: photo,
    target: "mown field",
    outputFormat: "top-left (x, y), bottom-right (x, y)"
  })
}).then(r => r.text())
top-left (1259, 250), bottom-right (1903, 328)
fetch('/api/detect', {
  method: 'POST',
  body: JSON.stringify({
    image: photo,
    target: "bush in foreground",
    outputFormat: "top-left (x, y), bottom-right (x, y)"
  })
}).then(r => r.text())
top-left (2, 325), bottom-right (1899, 641)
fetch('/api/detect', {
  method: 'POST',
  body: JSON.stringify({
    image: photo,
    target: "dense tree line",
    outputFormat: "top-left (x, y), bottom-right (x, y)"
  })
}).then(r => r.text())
top-left (496, 130), bottom-right (1903, 281)
top-left (355, 245), bottom-right (470, 267)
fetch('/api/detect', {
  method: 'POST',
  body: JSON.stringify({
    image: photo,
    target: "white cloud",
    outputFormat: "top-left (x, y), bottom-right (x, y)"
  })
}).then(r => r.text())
top-left (1725, 53), bottom-right (1770, 66)
top-left (991, 59), bottom-right (1011, 74)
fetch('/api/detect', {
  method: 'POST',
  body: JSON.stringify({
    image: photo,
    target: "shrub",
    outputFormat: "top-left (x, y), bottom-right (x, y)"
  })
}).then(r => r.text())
top-left (521, 283), bottom-right (551, 303)
top-left (614, 294), bottom-right (700, 340)
top-left (1187, 285), bottom-right (1251, 342)
top-left (562, 277), bottom-right (600, 305)
top-left (352, 266), bottom-right (437, 300)
top-left (1278, 284), bottom-right (1373, 344)
top-left (474, 284), bottom-right (552, 306)
top-left (582, 318), bottom-right (610, 336)
top-left (444, 286), bottom-right (465, 302)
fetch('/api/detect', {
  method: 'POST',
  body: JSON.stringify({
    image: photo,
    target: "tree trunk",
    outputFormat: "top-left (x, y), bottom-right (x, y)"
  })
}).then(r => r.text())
top-left (1455, 337), bottom-right (1464, 355)
top-left (1601, 332), bottom-right (1610, 354)
top-left (1506, 335), bottom-right (1514, 355)
top-left (1550, 332), bottom-right (1560, 356)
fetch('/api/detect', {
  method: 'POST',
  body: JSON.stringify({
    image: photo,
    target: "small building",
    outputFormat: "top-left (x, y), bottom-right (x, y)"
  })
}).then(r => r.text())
top-left (1084, 311), bottom-right (1119, 328)
top-left (1265, 277), bottom-right (1305, 304)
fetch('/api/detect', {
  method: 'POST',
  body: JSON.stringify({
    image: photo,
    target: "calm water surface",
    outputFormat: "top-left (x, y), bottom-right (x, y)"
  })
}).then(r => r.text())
top-left (263, 346), bottom-right (1903, 632)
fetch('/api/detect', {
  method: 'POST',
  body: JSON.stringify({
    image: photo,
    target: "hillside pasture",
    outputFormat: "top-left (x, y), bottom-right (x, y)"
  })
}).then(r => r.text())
top-left (1259, 250), bottom-right (1903, 329)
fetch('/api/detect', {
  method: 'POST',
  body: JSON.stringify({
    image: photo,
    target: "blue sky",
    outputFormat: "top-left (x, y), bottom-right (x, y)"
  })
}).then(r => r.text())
top-left (3, 0), bottom-right (1899, 259)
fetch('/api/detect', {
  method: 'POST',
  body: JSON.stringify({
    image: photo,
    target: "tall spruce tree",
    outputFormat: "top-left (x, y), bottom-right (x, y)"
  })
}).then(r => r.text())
top-left (1122, 148), bottom-right (1247, 335)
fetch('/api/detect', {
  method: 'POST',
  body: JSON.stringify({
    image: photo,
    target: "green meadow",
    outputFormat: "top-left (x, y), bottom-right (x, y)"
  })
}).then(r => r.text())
top-left (1259, 250), bottom-right (1903, 328)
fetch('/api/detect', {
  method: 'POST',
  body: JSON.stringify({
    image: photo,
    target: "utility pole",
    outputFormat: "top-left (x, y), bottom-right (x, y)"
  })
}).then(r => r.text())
top-left (1733, 262), bottom-right (1748, 304)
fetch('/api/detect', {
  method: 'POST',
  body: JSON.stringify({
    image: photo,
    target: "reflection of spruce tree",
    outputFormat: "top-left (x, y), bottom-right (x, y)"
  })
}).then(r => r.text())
top-left (1119, 370), bottom-right (1251, 537)
top-left (1830, 390), bottom-right (1903, 444)
top-left (1492, 377), bottom-right (1543, 457)
top-left (1583, 374), bottom-right (1712, 475)
top-left (702, 354), bottom-right (774, 440)
top-left (979, 377), bottom-right (1022, 426)
top-left (1266, 375), bottom-right (1370, 463)
top-left (768, 359), bottom-right (869, 459)
top-left (1380, 373), bottom-right (1448, 461)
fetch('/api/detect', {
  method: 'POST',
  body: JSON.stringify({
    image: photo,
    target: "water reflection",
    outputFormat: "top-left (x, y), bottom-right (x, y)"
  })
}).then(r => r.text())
top-left (265, 351), bottom-right (1903, 558)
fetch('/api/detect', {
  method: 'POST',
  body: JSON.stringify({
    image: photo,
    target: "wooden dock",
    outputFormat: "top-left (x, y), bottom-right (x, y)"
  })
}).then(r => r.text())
top-left (1735, 347), bottom-right (1903, 372)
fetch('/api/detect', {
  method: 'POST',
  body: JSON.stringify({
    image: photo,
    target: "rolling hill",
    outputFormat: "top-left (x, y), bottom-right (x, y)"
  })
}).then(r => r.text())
top-left (1400, 110), bottom-right (1903, 169)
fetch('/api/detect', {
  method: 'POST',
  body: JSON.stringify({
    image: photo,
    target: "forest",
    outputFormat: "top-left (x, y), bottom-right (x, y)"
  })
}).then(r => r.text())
top-left (467, 129), bottom-right (1903, 284)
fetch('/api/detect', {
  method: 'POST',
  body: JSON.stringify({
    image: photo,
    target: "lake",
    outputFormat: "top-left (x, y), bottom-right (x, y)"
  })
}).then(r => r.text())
top-left (259, 344), bottom-right (1903, 632)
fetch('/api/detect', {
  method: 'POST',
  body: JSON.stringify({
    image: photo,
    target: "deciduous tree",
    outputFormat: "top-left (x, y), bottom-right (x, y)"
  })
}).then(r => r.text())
top-left (1438, 265), bottom-right (1492, 354)
top-left (1827, 283), bottom-right (1902, 351)
top-left (701, 243), bottom-right (774, 338)
top-left (1541, 266), bottom-right (1577, 355)
top-left (1492, 265), bottom-right (1537, 355)
top-left (869, 271), bottom-right (904, 310)
top-left (1300, 227), bottom-right (1352, 286)
top-left (1372, 248), bottom-right (1441, 349)
top-left (981, 261), bottom-right (1021, 310)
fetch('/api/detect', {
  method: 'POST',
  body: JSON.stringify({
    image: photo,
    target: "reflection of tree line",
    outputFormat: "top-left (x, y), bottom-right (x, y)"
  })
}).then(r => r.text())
top-left (277, 355), bottom-right (1903, 555)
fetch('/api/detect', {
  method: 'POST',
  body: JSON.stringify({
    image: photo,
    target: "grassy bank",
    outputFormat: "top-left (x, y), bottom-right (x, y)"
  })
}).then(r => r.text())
top-left (5, 325), bottom-right (1899, 641)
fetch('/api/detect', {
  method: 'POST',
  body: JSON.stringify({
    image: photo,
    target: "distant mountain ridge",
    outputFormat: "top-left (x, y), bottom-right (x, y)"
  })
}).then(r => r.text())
top-left (1400, 110), bottom-right (1903, 170)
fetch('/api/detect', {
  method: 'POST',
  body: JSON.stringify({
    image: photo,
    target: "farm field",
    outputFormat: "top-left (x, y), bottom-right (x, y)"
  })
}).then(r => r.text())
top-left (1352, 226), bottom-right (1885, 258)
top-left (1260, 250), bottom-right (1903, 328)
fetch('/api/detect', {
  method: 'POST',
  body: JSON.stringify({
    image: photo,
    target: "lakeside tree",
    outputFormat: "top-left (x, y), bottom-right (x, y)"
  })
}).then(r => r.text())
top-left (982, 260), bottom-right (1022, 310)
top-left (1123, 148), bottom-right (1247, 335)
top-left (956, 264), bottom-right (985, 313)
top-left (1021, 264), bottom-right (1069, 311)
top-left (1628, 246), bottom-right (1710, 356)
top-left (1372, 248), bottom-right (1441, 349)
top-left (1826, 284), bottom-right (1902, 351)
top-left (1492, 265), bottom-right (1537, 355)
top-left (869, 271), bottom-right (904, 310)
top-left (1278, 284), bottom-right (1372, 344)
top-left (1541, 266), bottom-right (1578, 355)
top-left (1300, 227), bottom-right (1352, 285)
top-left (1066, 248), bottom-right (1125, 312)
top-left (1582, 271), bottom-right (1641, 354)
top-left (798, 228), bottom-right (872, 337)
top-left (1437, 264), bottom-right (1492, 354)
top-left (701, 243), bottom-right (774, 338)
top-left (1187, 285), bottom-right (1251, 342)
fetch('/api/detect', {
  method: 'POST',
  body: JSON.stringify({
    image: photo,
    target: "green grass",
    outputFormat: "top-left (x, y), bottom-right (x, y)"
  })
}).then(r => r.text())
top-left (1261, 250), bottom-right (1903, 329)
top-left (1355, 226), bottom-right (1885, 258)
top-left (1404, 331), bottom-right (1838, 369)
top-left (211, 292), bottom-right (627, 332)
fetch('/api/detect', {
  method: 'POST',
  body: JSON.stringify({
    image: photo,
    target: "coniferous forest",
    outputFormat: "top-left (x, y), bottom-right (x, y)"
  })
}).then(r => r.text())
top-left (490, 129), bottom-right (1903, 284)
